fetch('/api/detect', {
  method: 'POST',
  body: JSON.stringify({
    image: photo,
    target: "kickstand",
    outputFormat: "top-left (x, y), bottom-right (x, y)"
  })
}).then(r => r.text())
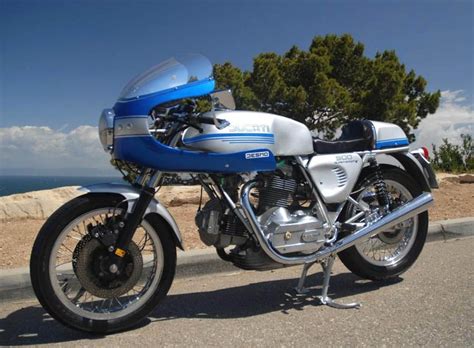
top-left (295, 255), bottom-right (361, 309)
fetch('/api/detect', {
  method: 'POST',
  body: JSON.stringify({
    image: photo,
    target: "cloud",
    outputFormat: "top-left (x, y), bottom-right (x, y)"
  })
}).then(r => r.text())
top-left (0, 125), bottom-right (113, 173)
top-left (411, 90), bottom-right (473, 150)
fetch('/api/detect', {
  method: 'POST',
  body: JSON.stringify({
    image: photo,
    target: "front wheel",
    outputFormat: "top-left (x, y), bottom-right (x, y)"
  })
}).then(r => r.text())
top-left (30, 193), bottom-right (177, 333)
top-left (338, 168), bottom-right (429, 281)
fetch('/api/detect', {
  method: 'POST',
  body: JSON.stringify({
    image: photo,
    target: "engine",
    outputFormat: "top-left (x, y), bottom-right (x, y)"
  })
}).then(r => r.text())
top-left (255, 173), bottom-right (327, 254)
top-left (195, 167), bottom-right (328, 260)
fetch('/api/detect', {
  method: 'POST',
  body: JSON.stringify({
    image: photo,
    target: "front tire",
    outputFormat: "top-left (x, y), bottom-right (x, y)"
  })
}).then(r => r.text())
top-left (30, 193), bottom-right (177, 333)
top-left (338, 168), bottom-right (429, 281)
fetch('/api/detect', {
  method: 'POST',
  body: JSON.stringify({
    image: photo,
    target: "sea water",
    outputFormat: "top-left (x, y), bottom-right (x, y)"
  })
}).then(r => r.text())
top-left (0, 175), bottom-right (122, 197)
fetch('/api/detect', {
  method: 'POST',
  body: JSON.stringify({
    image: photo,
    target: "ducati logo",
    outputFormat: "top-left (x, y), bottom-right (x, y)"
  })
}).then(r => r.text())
top-left (229, 124), bottom-right (271, 133)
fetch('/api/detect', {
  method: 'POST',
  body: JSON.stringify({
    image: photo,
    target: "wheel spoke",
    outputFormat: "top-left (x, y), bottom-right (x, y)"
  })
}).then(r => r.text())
top-left (351, 178), bottom-right (418, 267)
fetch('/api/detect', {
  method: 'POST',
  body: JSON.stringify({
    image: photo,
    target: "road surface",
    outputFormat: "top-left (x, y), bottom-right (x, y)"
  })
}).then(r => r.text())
top-left (1, 237), bottom-right (473, 347)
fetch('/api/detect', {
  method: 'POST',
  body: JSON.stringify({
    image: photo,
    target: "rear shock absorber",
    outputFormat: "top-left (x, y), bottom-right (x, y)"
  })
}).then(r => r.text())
top-left (368, 157), bottom-right (391, 211)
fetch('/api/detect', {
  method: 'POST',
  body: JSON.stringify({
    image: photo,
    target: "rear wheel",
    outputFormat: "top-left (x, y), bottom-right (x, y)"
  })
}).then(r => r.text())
top-left (338, 168), bottom-right (429, 280)
top-left (30, 193), bottom-right (176, 333)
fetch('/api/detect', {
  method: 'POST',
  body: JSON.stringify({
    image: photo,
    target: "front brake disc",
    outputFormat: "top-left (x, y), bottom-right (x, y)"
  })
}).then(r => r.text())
top-left (74, 238), bottom-right (143, 299)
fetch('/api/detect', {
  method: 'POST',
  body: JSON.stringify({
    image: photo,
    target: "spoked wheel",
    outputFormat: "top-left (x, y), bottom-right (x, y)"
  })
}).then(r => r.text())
top-left (338, 168), bottom-right (429, 280)
top-left (30, 193), bottom-right (176, 333)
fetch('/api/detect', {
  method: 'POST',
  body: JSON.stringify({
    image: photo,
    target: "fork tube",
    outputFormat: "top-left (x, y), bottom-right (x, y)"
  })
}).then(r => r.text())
top-left (114, 171), bottom-right (163, 254)
top-left (114, 186), bottom-right (156, 253)
top-left (148, 171), bottom-right (164, 188)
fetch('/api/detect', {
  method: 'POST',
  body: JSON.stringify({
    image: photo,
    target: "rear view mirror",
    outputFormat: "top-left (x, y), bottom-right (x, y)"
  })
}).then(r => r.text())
top-left (210, 89), bottom-right (236, 110)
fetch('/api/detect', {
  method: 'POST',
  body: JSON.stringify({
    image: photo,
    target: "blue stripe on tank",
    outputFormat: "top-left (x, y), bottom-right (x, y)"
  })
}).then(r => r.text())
top-left (183, 133), bottom-right (274, 144)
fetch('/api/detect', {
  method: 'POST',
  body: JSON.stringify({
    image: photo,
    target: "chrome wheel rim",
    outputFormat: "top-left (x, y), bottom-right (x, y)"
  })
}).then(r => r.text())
top-left (49, 208), bottom-right (164, 320)
top-left (352, 179), bottom-right (418, 267)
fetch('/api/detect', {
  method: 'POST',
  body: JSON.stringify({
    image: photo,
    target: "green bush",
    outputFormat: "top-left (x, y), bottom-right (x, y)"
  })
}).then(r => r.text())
top-left (432, 134), bottom-right (473, 173)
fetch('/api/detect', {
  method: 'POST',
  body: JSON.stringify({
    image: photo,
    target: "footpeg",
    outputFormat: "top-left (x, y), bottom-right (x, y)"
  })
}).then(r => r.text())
top-left (340, 223), bottom-right (357, 233)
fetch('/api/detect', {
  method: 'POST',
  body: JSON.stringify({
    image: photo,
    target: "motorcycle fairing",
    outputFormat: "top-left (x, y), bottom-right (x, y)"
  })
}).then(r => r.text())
top-left (112, 115), bottom-right (277, 173)
top-left (114, 134), bottom-right (277, 173)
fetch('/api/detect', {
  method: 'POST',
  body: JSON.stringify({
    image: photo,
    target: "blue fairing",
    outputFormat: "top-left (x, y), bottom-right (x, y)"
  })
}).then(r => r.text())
top-left (114, 135), bottom-right (276, 173)
top-left (114, 79), bottom-right (215, 117)
top-left (111, 55), bottom-right (276, 173)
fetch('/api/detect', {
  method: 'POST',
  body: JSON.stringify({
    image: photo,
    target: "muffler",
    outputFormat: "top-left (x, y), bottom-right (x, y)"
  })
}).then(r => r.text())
top-left (240, 180), bottom-right (433, 265)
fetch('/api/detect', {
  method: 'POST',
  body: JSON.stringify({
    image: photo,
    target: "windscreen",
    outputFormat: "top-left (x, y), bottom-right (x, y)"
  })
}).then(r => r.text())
top-left (119, 54), bottom-right (213, 99)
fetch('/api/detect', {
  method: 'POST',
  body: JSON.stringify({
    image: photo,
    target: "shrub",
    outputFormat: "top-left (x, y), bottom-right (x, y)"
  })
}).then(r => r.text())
top-left (432, 134), bottom-right (473, 173)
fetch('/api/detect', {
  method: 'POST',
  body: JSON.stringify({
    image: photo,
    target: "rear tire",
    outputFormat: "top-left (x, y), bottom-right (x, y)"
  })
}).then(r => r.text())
top-left (338, 168), bottom-right (429, 281)
top-left (30, 193), bottom-right (177, 334)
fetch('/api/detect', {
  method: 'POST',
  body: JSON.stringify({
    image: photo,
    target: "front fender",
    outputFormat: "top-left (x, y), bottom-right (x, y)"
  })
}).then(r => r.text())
top-left (79, 183), bottom-right (184, 250)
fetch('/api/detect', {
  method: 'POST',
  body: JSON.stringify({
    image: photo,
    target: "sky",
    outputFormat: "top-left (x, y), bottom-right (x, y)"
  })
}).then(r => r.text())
top-left (0, 0), bottom-right (473, 175)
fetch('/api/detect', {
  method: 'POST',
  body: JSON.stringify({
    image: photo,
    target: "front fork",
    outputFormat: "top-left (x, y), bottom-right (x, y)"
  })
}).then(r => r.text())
top-left (112, 171), bottom-right (162, 259)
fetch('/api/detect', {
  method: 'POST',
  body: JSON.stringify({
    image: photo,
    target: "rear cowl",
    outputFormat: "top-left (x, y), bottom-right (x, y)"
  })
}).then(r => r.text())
top-left (182, 111), bottom-right (314, 156)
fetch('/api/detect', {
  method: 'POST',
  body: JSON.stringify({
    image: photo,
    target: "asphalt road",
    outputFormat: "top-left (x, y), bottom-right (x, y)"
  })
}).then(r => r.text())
top-left (1, 237), bottom-right (473, 347)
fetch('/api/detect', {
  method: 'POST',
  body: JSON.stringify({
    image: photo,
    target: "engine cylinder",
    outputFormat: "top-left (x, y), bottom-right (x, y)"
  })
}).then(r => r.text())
top-left (258, 175), bottom-right (297, 213)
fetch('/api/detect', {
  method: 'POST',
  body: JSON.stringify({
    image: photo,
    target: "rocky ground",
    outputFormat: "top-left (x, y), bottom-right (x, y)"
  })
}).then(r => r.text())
top-left (0, 174), bottom-right (472, 269)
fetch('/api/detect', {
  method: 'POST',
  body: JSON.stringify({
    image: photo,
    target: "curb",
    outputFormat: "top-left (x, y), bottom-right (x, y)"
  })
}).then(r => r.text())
top-left (1, 217), bottom-right (472, 302)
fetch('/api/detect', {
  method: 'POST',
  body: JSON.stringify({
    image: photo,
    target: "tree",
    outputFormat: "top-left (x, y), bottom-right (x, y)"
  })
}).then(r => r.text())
top-left (213, 63), bottom-right (258, 111)
top-left (213, 34), bottom-right (440, 140)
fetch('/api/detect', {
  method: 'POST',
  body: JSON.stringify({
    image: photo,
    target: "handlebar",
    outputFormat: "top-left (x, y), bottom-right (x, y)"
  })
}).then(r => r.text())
top-left (157, 111), bottom-right (229, 132)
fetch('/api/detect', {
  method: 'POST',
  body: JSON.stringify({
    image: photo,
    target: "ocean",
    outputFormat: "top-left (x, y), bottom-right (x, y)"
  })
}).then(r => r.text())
top-left (0, 175), bottom-right (123, 197)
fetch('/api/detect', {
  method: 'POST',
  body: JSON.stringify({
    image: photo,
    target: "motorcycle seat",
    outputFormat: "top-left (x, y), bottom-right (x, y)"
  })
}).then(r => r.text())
top-left (313, 120), bottom-right (375, 154)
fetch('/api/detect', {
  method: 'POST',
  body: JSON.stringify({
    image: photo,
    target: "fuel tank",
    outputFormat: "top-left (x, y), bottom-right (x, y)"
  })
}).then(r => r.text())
top-left (182, 111), bottom-right (313, 156)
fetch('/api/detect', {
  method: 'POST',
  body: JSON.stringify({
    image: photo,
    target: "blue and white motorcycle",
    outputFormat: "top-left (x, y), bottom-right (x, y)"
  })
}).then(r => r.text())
top-left (30, 55), bottom-right (437, 333)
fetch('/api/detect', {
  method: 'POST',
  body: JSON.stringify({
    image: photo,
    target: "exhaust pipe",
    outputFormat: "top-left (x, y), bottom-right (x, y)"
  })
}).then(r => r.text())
top-left (240, 181), bottom-right (433, 265)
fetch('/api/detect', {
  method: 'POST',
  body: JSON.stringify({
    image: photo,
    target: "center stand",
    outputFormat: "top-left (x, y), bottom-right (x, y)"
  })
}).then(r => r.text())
top-left (295, 255), bottom-right (361, 309)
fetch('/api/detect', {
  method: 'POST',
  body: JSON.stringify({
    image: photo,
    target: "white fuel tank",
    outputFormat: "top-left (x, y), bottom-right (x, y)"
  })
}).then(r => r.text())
top-left (182, 111), bottom-right (313, 156)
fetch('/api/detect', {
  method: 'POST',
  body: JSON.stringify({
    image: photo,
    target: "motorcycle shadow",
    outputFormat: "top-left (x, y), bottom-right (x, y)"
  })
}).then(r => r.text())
top-left (149, 270), bottom-right (402, 321)
top-left (0, 271), bottom-right (401, 345)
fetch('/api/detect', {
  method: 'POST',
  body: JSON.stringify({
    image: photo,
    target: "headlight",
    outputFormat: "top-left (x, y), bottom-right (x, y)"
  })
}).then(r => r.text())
top-left (98, 109), bottom-right (115, 153)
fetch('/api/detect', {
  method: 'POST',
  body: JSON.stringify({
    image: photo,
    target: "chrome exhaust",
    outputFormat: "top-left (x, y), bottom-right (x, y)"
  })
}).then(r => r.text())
top-left (240, 181), bottom-right (433, 265)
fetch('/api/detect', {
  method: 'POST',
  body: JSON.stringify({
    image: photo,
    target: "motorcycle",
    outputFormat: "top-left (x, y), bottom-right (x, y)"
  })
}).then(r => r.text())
top-left (30, 54), bottom-right (437, 333)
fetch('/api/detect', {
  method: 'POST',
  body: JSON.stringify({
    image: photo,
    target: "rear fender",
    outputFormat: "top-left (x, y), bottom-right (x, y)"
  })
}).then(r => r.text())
top-left (79, 183), bottom-right (184, 250)
top-left (388, 152), bottom-right (434, 192)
